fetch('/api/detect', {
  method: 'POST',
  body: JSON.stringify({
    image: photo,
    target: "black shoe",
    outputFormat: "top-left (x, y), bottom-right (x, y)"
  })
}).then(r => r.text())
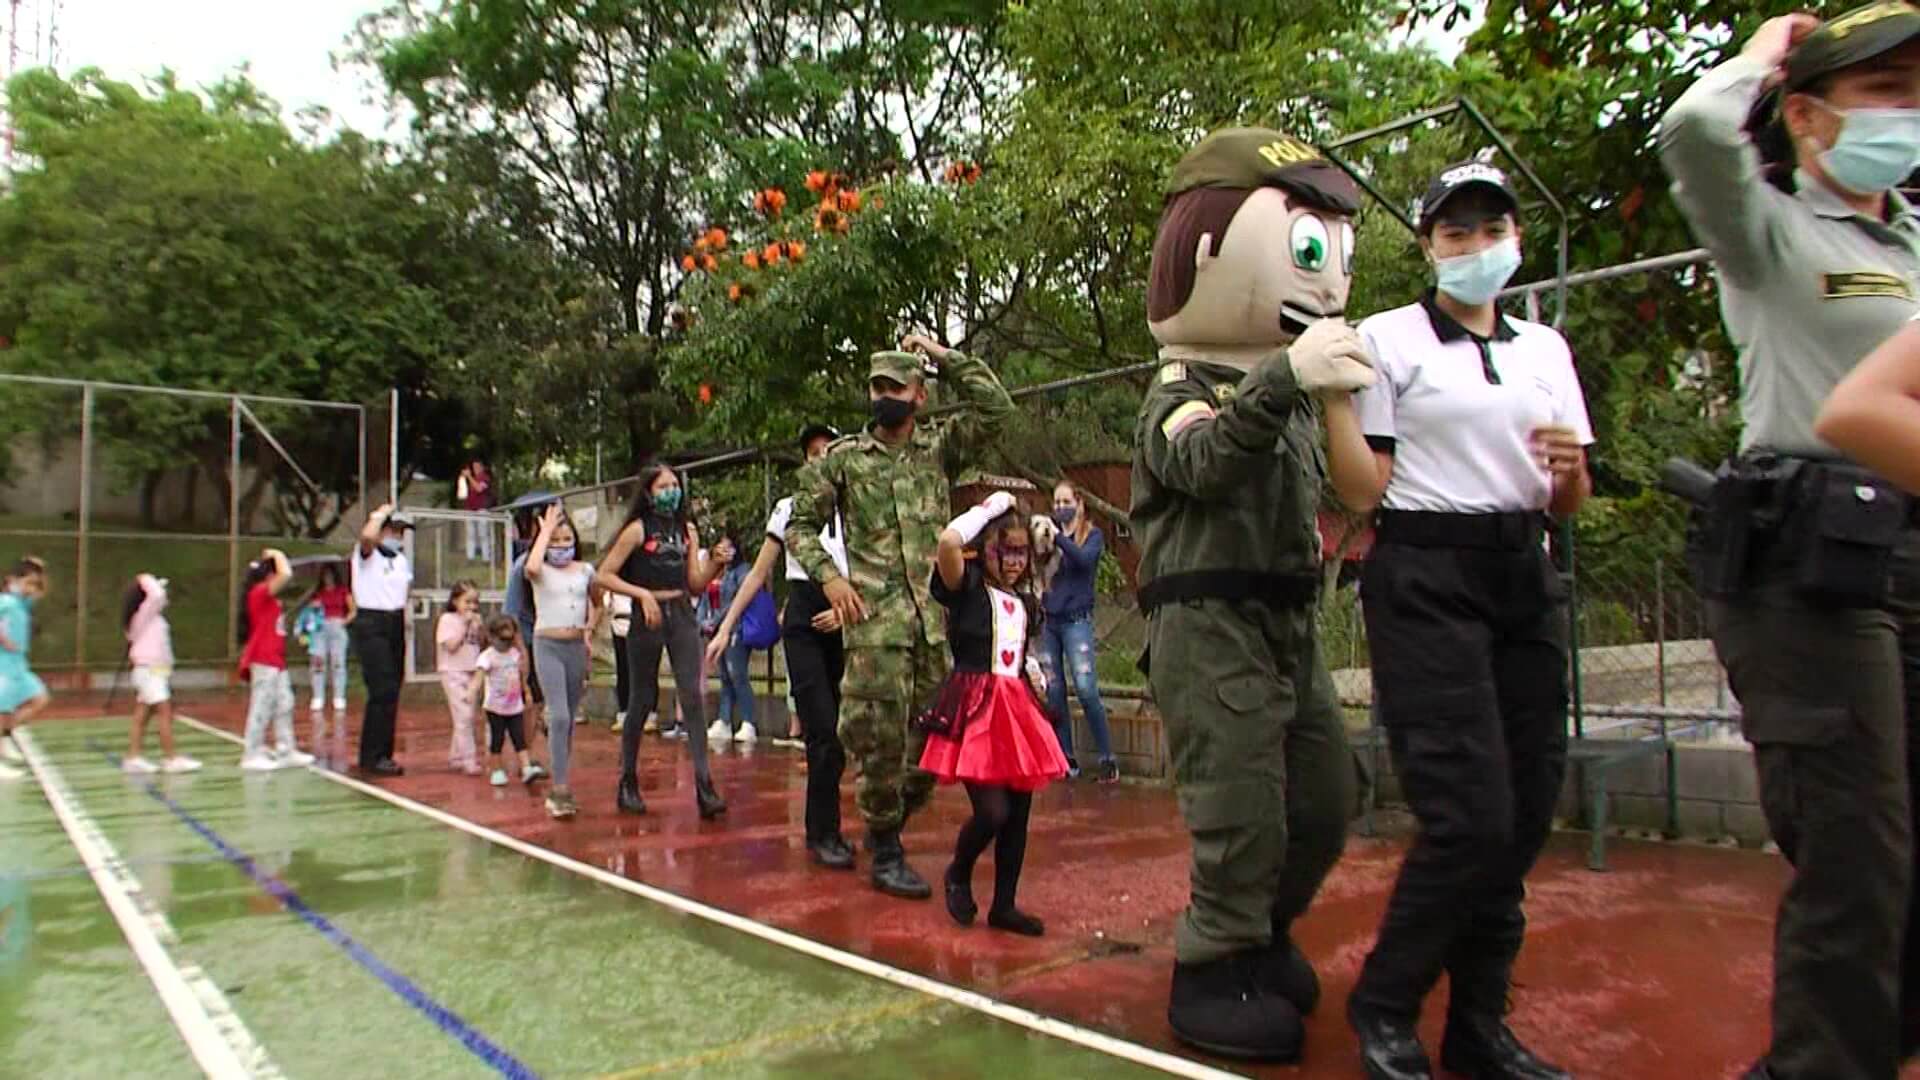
top-left (1348, 1000), bottom-right (1433, 1080)
top-left (987, 906), bottom-right (1045, 936)
top-left (1259, 936), bottom-right (1321, 1015)
top-left (1064, 755), bottom-right (1081, 779)
top-left (368, 759), bottom-right (404, 777)
top-left (868, 830), bottom-right (932, 899)
top-left (1098, 758), bottom-right (1119, 784)
top-left (1167, 951), bottom-right (1305, 1062)
top-left (695, 776), bottom-right (727, 820)
top-left (944, 863), bottom-right (977, 926)
top-left (809, 834), bottom-right (855, 870)
top-left (617, 775), bottom-right (647, 815)
top-left (1439, 1014), bottom-right (1568, 1080)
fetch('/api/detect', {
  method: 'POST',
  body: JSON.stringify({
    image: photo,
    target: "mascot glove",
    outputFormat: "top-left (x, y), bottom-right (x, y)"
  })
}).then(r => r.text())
top-left (948, 491), bottom-right (1019, 544)
top-left (1286, 318), bottom-right (1376, 394)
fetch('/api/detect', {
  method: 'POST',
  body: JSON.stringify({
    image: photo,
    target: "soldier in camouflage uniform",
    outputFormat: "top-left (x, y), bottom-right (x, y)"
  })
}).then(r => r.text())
top-left (787, 333), bottom-right (1015, 898)
top-left (1133, 128), bottom-right (1376, 1063)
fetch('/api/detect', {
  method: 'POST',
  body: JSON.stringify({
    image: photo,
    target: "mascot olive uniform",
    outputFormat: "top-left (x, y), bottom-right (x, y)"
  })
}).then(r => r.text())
top-left (1132, 128), bottom-right (1374, 1062)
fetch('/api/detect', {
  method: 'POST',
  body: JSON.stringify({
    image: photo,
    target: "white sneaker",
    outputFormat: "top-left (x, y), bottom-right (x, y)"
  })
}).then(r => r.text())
top-left (0, 739), bottom-right (22, 764)
top-left (333, 697), bottom-right (348, 712)
top-left (240, 753), bottom-right (282, 771)
top-left (642, 712), bottom-right (659, 733)
top-left (489, 768), bottom-right (509, 787)
top-left (122, 757), bottom-right (159, 775)
top-left (734, 723), bottom-right (757, 744)
top-left (707, 718), bottom-right (730, 742)
top-left (611, 712), bottom-right (625, 733)
top-left (276, 749), bottom-right (316, 768)
top-left (162, 756), bottom-right (203, 773)
top-left (0, 761), bottom-right (22, 781)
top-left (310, 701), bottom-right (324, 717)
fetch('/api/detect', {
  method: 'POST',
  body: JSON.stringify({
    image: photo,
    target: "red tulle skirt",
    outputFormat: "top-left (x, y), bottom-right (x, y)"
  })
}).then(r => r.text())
top-left (918, 671), bottom-right (1069, 792)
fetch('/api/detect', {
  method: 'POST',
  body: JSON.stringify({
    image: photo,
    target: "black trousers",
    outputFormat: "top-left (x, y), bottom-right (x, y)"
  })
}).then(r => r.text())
top-left (784, 581), bottom-right (847, 843)
top-left (1707, 531), bottom-right (1920, 1079)
top-left (613, 631), bottom-right (630, 716)
top-left (1351, 523), bottom-right (1570, 1021)
top-left (622, 599), bottom-right (713, 784)
top-left (351, 609), bottom-right (407, 768)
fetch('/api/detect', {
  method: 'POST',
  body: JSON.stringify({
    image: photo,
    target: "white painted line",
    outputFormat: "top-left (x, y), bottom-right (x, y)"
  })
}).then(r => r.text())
top-left (175, 715), bottom-right (1247, 1080)
top-left (17, 730), bottom-right (283, 1079)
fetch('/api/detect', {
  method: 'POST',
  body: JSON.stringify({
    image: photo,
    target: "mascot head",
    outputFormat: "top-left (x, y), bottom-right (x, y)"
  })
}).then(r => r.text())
top-left (1147, 128), bottom-right (1362, 367)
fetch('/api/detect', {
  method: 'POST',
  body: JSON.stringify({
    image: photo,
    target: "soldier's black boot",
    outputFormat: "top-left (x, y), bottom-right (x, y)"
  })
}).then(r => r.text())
top-left (1438, 1012), bottom-right (1568, 1080)
top-left (1348, 1000), bottom-right (1433, 1080)
top-left (616, 774), bottom-right (646, 815)
top-left (868, 830), bottom-right (931, 899)
top-left (1167, 950), bottom-right (1305, 1062)
top-left (808, 833), bottom-right (855, 869)
top-left (1259, 933), bottom-right (1321, 1015)
top-left (695, 775), bottom-right (727, 820)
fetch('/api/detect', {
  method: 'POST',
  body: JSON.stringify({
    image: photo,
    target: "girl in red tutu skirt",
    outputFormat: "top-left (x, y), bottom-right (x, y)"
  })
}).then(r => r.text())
top-left (918, 492), bottom-right (1070, 936)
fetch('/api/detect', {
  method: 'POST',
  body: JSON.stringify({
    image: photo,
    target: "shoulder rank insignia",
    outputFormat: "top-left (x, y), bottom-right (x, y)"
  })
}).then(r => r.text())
top-left (1158, 362), bottom-right (1187, 385)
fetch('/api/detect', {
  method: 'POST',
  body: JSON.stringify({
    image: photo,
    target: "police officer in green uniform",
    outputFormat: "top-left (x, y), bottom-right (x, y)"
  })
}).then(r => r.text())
top-left (787, 334), bottom-right (1015, 900)
top-left (1660, 5), bottom-right (1920, 1077)
top-left (1133, 127), bottom-right (1372, 1063)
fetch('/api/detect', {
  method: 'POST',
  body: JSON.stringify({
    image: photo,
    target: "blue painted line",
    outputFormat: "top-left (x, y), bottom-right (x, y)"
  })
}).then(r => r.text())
top-left (84, 739), bottom-right (540, 1079)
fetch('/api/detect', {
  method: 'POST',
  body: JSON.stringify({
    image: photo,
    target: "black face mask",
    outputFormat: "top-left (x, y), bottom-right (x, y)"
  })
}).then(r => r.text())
top-left (870, 396), bottom-right (916, 429)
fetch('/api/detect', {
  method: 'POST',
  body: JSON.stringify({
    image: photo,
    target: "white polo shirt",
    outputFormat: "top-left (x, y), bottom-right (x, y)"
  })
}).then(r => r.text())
top-left (765, 496), bottom-right (848, 582)
top-left (1354, 293), bottom-right (1594, 514)
top-left (351, 543), bottom-right (413, 612)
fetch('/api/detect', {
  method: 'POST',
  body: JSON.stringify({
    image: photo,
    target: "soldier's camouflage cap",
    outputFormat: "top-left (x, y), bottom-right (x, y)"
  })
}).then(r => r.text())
top-left (1165, 127), bottom-right (1362, 214)
top-left (869, 349), bottom-right (936, 386)
top-left (1787, 1), bottom-right (1920, 92)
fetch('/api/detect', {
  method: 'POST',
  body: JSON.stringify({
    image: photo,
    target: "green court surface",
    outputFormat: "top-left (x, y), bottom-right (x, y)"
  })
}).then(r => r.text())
top-left (0, 720), bottom-right (1175, 1079)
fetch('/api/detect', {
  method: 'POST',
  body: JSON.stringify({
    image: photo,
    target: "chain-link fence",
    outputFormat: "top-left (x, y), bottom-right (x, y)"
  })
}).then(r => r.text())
top-left (0, 374), bottom-right (381, 682)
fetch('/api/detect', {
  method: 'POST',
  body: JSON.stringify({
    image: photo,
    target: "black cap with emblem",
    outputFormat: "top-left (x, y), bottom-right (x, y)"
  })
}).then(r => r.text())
top-left (1417, 160), bottom-right (1520, 234)
top-left (1164, 127), bottom-right (1362, 214)
top-left (1786, 1), bottom-right (1920, 92)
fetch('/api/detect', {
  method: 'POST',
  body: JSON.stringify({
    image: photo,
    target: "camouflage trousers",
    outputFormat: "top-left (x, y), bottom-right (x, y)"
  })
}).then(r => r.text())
top-left (839, 643), bottom-right (949, 833)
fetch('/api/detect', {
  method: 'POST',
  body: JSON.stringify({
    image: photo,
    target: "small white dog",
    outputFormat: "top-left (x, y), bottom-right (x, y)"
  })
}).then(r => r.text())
top-left (1029, 512), bottom-right (1062, 597)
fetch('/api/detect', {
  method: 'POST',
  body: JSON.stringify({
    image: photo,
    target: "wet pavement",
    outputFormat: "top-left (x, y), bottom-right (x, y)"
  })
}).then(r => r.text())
top-left (9, 692), bottom-right (1905, 1078)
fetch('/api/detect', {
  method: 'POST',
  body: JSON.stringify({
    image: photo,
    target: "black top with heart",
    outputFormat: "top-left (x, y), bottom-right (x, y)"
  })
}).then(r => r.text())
top-left (929, 562), bottom-right (1030, 676)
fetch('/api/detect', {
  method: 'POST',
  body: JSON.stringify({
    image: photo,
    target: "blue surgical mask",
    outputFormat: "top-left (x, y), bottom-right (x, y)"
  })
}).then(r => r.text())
top-left (545, 546), bottom-right (575, 567)
top-left (1433, 237), bottom-right (1522, 306)
top-left (1818, 104), bottom-right (1920, 195)
top-left (377, 542), bottom-right (400, 558)
top-left (651, 488), bottom-right (683, 514)
top-left (1052, 507), bottom-right (1077, 527)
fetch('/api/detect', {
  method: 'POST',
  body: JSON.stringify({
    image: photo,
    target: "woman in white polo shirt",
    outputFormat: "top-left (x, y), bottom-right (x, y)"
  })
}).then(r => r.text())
top-left (351, 503), bottom-right (415, 777)
top-left (1324, 162), bottom-right (1591, 1080)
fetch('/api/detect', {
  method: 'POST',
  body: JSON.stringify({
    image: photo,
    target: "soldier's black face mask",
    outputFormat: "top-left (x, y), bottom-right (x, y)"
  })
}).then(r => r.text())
top-left (871, 396), bottom-right (915, 429)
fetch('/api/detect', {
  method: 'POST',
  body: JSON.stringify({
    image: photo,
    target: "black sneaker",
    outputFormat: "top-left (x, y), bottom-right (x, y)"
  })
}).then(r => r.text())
top-left (1064, 755), bottom-right (1081, 779)
top-left (1098, 759), bottom-right (1119, 784)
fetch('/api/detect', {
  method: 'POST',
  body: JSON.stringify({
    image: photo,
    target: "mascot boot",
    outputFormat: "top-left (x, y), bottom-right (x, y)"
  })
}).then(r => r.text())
top-left (1133, 127), bottom-right (1372, 1063)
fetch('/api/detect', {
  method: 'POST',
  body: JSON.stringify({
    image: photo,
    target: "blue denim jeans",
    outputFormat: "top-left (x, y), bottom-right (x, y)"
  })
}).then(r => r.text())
top-left (1041, 613), bottom-right (1112, 761)
top-left (717, 636), bottom-right (757, 729)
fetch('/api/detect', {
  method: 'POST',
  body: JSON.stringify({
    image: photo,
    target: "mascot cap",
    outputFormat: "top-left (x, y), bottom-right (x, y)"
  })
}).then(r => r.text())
top-left (869, 350), bottom-right (937, 385)
top-left (1786, 2), bottom-right (1920, 92)
top-left (1165, 127), bottom-right (1362, 214)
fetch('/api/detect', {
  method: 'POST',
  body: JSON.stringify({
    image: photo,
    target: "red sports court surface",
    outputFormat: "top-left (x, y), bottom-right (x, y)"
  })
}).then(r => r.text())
top-left (17, 691), bottom-right (1917, 1078)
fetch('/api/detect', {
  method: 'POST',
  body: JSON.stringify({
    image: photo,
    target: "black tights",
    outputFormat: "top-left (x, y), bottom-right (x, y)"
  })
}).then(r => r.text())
top-left (951, 783), bottom-right (1033, 912)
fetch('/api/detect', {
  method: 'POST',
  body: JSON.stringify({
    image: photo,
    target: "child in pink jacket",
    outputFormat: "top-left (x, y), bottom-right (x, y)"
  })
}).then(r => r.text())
top-left (122, 574), bottom-right (201, 774)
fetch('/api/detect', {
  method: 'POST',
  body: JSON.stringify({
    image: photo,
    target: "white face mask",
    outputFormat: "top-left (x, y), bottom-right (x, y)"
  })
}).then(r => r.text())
top-left (1432, 237), bottom-right (1523, 305)
top-left (1811, 102), bottom-right (1920, 195)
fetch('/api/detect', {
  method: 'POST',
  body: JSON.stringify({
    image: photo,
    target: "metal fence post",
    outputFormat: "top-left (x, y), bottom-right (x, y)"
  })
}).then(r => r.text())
top-left (76, 385), bottom-right (93, 675)
top-left (1563, 520), bottom-right (1584, 741)
top-left (227, 396), bottom-right (242, 665)
top-left (1656, 558), bottom-right (1668, 707)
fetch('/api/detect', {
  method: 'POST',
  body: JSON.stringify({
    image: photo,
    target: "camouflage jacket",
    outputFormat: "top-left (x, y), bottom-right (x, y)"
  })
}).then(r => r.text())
top-left (787, 351), bottom-right (1015, 650)
top-left (1130, 352), bottom-right (1325, 611)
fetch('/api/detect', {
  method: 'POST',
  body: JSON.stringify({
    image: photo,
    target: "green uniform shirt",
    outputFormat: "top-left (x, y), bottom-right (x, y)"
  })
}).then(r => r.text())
top-left (787, 351), bottom-right (1015, 651)
top-left (1131, 352), bottom-right (1325, 602)
top-left (1659, 53), bottom-right (1920, 459)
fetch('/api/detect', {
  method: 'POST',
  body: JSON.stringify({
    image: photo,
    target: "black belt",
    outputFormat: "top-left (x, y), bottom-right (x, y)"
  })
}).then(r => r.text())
top-left (1137, 570), bottom-right (1318, 614)
top-left (1375, 510), bottom-right (1545, 550)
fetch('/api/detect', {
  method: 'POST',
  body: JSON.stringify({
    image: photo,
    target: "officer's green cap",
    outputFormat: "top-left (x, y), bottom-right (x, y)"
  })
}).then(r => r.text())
top-left (1786, 2), bottom-right (1920, 92)
top-left (1165, 127), bottom-right (1362, 214)
top-left (869, 350), bottom-right (931, 386)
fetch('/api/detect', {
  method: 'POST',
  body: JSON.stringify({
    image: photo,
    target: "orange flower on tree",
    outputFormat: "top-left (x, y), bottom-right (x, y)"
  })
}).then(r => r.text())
top-left (743, 251), bottom-right (762, 270)
top-left (701, 253), bottom-right (719, 272)
top-left (705, 227), bottom-right (728, 250)
top-left (727, 283), bottom-right (744, 303)
top-left (694, 235), bottom-right (711, 252)
top-left (681, 254), bottom-right (697, 271)
top-left (836, 189), bottom-right (862, 212)
top-left (815, 205), bottom-right (845, 233)
top-left (698, 383), bottom-right (713, 405)
top-left (763, 242), bottom-right (782, 264)
top-left (804, 170), bottom-right (829, 193)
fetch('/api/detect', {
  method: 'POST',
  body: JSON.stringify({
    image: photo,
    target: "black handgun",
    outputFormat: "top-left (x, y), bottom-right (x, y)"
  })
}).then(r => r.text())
top-left (1659, 457), bottom-right (1717, 508)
